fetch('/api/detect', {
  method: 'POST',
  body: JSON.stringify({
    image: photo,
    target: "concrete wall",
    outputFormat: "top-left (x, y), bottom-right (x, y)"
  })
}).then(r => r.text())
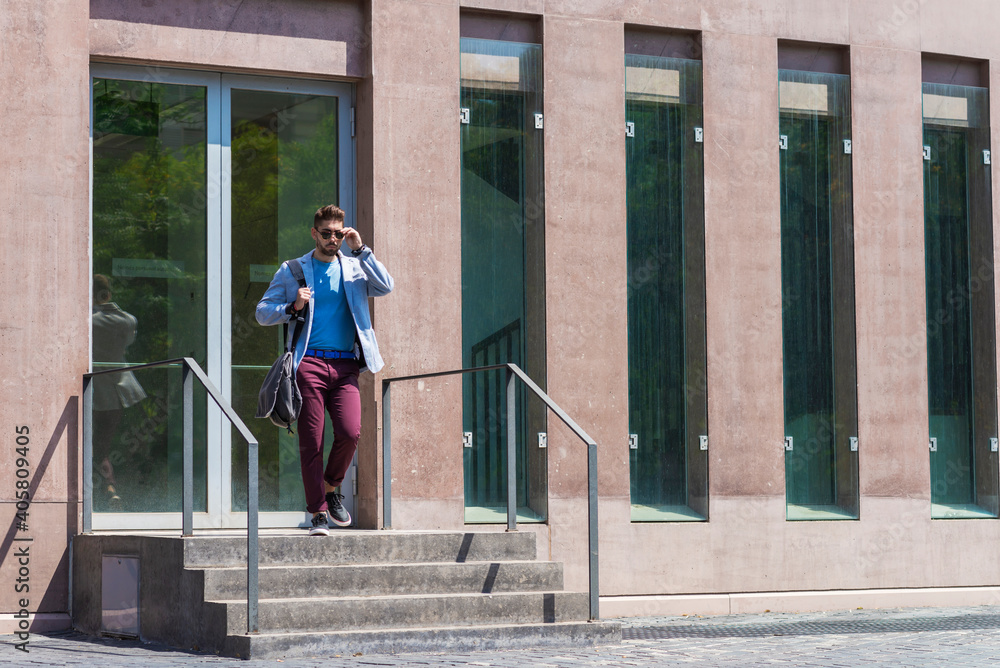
top-left (0, 0), bottom-right (91, 633)
top-left (366, 0), bottom-right (465, 530)
top-left (7, 0), bottom-right (1000, 629)
top-left (391, 0), bottom-right (1000, 611)
top-left (0, 0), bottom-right (372, 632)
top-left (89, 0), bottom-right (367, 79)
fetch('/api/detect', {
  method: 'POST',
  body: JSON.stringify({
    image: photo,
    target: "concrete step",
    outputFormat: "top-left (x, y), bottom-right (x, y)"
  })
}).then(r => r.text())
top-left (200, 560), bottom-right (564, 599)
top-left (74, 531), bottom-right (602, 659)
top-left (209, 591), bottom-right (591, 634)
top-left (221, 620), bottom-right (622, 659)
top-left (184, 531), bottom-right (538, 568)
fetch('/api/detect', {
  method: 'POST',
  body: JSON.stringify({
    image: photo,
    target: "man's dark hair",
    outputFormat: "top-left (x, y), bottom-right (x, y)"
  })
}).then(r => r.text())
top-left (94, 274), bottom-right (111, 301)
top-left (314, 205), bottom-right (346, 228)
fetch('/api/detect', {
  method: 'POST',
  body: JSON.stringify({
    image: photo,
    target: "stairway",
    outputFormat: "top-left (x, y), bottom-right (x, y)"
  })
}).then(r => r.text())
top-left (72, 530), bottom-right (621, 658)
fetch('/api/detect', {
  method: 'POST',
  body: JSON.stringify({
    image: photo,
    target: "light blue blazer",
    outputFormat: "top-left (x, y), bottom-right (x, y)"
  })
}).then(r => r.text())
top-left (255, 248), bottom-right (394, 373)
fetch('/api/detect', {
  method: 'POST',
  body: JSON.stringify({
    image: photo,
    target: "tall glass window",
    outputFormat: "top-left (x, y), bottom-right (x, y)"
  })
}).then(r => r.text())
top-left (625, 55), bottom-right (708, 521)
top-left (779, 68), bottom-right (859, 520)
top-left (460, 37), bottom-right (547, 523)
top-left (922, 81), bottom-right (998, 519)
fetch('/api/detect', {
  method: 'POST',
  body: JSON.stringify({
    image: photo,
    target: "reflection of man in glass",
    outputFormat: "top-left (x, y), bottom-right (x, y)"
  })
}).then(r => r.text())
top-left (256, 206), bottom-right (393, 535)
top-left (92, 274), bottom-right (146, 508)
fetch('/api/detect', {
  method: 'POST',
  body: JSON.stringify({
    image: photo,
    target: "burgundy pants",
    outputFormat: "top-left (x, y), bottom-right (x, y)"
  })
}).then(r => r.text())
top-left (295, 356), bottom-right (361, 514)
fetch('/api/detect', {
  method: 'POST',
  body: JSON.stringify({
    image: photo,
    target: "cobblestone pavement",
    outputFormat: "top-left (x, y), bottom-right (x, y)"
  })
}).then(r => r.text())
top-left (6, 606), bottom-right (1000, 667)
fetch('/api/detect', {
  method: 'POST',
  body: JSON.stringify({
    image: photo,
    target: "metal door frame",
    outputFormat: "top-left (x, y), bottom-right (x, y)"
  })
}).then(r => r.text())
top-left (89, 64), bottom-right (356, 530)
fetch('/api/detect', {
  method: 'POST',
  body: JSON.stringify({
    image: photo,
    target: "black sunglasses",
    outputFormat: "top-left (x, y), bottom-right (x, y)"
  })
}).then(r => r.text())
top-left (318, 229), bottom-right (346, 240)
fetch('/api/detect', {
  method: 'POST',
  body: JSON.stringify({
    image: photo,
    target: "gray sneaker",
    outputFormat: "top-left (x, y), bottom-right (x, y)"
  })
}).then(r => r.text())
top-left (309, 512), bottom-right (330, 536)
top-left (326, 492), bottom-right (351, 527)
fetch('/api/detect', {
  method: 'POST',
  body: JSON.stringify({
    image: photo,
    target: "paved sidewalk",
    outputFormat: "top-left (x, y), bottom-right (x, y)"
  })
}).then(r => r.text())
top-left (6, 606), bottom-right (1000, 666)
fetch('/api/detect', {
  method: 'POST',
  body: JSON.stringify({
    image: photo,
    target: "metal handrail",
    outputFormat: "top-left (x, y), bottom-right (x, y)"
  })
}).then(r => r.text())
top-left (82, 357), bottom-right (260, 634)
top-left (381, 363), bottom-right (600, 621)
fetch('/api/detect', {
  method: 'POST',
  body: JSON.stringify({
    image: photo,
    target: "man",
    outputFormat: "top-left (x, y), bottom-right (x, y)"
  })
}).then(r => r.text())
top-left (92, 274), bottom-right (146, 510)
top-left (256, 205), bottom-right (393, 535)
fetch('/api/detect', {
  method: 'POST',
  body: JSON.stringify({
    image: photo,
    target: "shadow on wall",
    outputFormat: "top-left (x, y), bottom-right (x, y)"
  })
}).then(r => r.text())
top-left (0, 397), bottom-right (78, 613)
top-left (90, 0), bottom-right (369, 72)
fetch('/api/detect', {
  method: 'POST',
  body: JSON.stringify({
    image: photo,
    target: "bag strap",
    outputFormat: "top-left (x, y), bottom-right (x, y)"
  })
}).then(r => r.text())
top-left (284, 260), bottom-right (309, 353)
top-left (288, 260), bottom-right (306, 286)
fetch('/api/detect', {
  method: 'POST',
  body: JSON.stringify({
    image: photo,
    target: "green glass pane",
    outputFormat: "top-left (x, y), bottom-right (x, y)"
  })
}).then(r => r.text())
top-left (779, 70), bottom-right (858, 520)
top-left (460, 38), bottom-right (546, 523)
top-left (92, 78), bottom-right (209, 512)
top-left (625, 55), bottom-right (708, 522)
top-left (228, 89), bottom-right (340, 512)
top-left (923, 82), bottom-right (998, 518)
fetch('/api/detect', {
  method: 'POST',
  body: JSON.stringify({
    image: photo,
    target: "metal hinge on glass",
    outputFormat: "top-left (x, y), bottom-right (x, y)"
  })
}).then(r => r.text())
top-left (460, 108), bottom-right (470, 125)
top-left (537, 432), bottom-right (547, 449)
top-left (784, 436), bottom-right (793, 451)
top-left (992, 437), bottom-right (998, 453)
top-left (929, 437), bottom-right (937, 452)
top-left (779, 135), bottom-right (788, 151)
top-left (850, 436), bottom-right (859, 452)
top-left (985, 150), bottom-right (992, 165)
top-left (628, 434), bottom-right (638, 450)
top-left (843, 139), bottom-right (852, 154)
top-left (534, 113), bottom-right (544, 130)
top-left (699, 435), bottom-right (708, 451)
top-left (694, 127), bottom-right (704, 143)
top-left (463, 431), bottom-right (473, 448)
top-left (923, 145), bottom-right (931, 161)
top-left (625, 121), bottom-right (635, 138)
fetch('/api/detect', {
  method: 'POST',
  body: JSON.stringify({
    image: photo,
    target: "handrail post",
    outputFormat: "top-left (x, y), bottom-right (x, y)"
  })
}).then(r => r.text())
top-left (587, 440), bottom-right (599, 620)
top-left (82, 376), bottom-right (93, 534)
top-left (247, 436), bottom-right (259, 634)
top-left (382, 381), bottom-right (392, 530)
top-left (182, 364), bottom-right (193, 537)
top-left (506, 366), bottom-right (516, 532)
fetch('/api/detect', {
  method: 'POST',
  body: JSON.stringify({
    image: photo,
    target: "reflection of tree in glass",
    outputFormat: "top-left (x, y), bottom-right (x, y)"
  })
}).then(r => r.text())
top-left (229, 108), bottom-right (340, 512)
top-left (92, 79), bottom-right (207, 365)
top-left (229, 112), bottom-right (339, 367)
top-left (92, 80), bottom-right (211, 508)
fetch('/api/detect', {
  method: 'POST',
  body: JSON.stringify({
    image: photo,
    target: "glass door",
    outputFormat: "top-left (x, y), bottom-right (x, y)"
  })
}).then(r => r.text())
top-left (223, 75), bottom-right (355, 528)
top-left (90, 65), bottom-right (354, 529)
top-left (91, 66), bottom-right (219, 530)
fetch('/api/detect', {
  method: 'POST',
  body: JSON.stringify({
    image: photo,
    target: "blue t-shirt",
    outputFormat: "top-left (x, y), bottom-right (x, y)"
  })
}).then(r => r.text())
top-left (309, 257), bottom-right (355, 352)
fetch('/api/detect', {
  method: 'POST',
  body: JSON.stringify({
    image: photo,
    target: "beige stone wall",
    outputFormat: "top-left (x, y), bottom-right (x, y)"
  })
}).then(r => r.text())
top-left (0, 0), bottom-right (91, 629)
top-left (8, 0), bottom-right (1000, 627)
top-left (365, 0), bottom-right (465, 530)
top-left (89, 0), bottom-right (367, 79)
top-left (440, 0), bottom-right (1000, 603)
